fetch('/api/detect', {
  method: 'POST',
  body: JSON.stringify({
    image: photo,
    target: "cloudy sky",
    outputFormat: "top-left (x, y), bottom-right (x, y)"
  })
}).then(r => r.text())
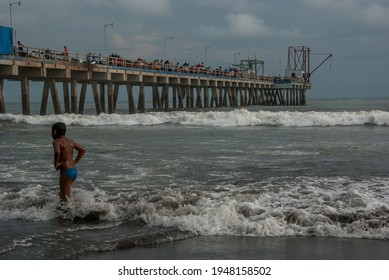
top-left (1, 0), bottom-right (389, 99)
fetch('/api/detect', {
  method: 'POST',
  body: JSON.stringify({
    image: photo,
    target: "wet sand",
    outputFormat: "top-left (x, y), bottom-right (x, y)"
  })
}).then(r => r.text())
top-left (82, 236), bottom-right (389, 260)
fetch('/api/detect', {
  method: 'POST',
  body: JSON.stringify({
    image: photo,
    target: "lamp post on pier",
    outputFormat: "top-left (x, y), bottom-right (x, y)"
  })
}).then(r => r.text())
top-left (9, 1), bottom-right (21, 47)
top-left (234, 52), bottom-right (240, 65)
top-left (9, 1), bottom-right (21, 28)
top-left (104, 22), bottom-right (113, 62)
top-left (164, 36), bottom-right (173, 61)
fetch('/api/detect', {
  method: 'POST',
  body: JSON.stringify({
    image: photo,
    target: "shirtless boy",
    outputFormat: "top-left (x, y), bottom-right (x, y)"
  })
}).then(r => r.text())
top-left (51, 122), bottom-right (85, 202)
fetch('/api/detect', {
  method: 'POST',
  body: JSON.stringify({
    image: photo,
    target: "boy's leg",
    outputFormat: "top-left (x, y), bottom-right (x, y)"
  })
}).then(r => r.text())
top-left (59, 174), bottom-right (73, 202)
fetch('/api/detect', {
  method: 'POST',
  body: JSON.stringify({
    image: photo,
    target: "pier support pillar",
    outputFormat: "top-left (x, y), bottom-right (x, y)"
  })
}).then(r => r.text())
top-left (186, 86), bottom-right (193, 109)
top-left (160, 85), bottom-right (165, 108)
top-left (248, 87), bottom-right (254, 105)
top-left (242, 87), bottom-right (246, 106)
top-left (302, 89), bottom-right (306, 105)
top-left (107, 82), bottom-right (114, 114)
top-left (195, 86), bottom-right (202, 108)
top-left (285, 90), bottom-right (289, 106)
top-left (222, 87), bottom-right (228, 106)
top-left (21, 77), bottom-right (30, 115)
top-left (239, 88), bottom-right (244, 106)
top-left (49, 79), bottom-right (61, 114)
top-left (153, 84), bottom-right (162, 111)
top-left (172, 86), bottom-right (177, 109)
top-left (258, 88), bottom-right (264, 105)
top-left (138, 83), bottom-right (145, 112)
top-left (100, 83), bottom-right (105, 113)
top-left (228, 87), bottom-right (233, 106)
top-left (125, 83), bottom-right (136, 114)
top-left (0, 79), bottom-right (5, 113)
top-left (92, 82), bottom-right (103, 115)
top-left (210, 87), bottom-right (219, 108)
top-left (78, 83), bottom-right (87, 115)
top-left (203, 86), bottom-right (209, 109)
top-left (40, 80), bottom-right (49, 115)
top-left (183, 87), bottom-right (188, 108)
top-left (162, 84), bottom-right (169, 110)
top-left (294, 89), bottom-right (298, 105)
top-left (70, 80), bottom-right (78, 114)
top-left (255, 87), bottom-right (260, 105)
top-left (63, 82), bottom-right (71, 113)
top-left (231, 87), bottom-right (236, 106)
top-left (177, 86), bottom-right (184, 110)
top-left (218, 87), bottom-right (223, 107)
top-left (113, 84), bottom-right (120, 112)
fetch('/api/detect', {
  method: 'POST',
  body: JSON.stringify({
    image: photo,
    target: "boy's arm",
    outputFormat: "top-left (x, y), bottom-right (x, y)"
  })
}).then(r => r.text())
top-left (52, 141), bottom-right (62, 169)
top-left (73, 142), bottom-right (85, 165)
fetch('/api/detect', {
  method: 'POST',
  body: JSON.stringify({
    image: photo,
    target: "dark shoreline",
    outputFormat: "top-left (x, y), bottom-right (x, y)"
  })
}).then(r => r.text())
top-left (81, 236), bottom-right (389, 260)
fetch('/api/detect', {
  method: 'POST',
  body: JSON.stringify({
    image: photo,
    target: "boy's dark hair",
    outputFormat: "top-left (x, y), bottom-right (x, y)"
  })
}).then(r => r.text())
top-left (52, 122), bottom-right (66, 136)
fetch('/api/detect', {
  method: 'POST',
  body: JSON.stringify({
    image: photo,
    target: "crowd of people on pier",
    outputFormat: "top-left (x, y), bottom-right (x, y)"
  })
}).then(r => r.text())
top-left (84, 52), bottom-right (271, 80)
top-left (14, 44), bottom-right (274, 81)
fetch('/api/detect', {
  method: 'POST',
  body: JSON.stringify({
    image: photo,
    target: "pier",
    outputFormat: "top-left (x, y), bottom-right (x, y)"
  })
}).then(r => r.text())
top-left (0, 46), bottom-right (313, 115)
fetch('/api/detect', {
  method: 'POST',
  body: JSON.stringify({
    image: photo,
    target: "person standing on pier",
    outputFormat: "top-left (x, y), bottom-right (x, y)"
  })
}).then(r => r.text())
top-left (17, 41), bottom-right (26, 57)
top-left (64, 46), bottom-right (69, 60)
top-left (51, 122), bottom-right (85, 202)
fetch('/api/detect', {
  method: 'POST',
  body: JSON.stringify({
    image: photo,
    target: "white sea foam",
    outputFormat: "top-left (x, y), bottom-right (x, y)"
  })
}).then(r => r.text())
top-left (0, 185), bottom-right (118, 222)
top-left (1, 109), bottom-right (389, 127)
top-left (2, 177), bottom-right (388, 239)
top-left (137, 177), bottom-right (389, 239)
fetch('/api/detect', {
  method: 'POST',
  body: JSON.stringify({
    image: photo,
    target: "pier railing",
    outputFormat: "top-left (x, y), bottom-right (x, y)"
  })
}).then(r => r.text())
top-left (12, 45), bottom-right (276, 82)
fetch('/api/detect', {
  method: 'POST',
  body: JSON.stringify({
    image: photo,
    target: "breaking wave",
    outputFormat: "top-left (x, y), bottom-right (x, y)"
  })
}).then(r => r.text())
top-left (1, 176), bottom-right (388, 240)
top-left (1, 109), bottom-right (389, 127)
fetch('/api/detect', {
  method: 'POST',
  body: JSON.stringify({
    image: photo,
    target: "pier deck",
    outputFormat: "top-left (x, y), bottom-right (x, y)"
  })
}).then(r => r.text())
top-left (0, 47), bottom-right (310, 115)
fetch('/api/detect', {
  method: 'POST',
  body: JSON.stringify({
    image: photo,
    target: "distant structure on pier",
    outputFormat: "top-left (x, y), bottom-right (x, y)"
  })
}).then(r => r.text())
top-left (0, 26), bottom-right (332, 115)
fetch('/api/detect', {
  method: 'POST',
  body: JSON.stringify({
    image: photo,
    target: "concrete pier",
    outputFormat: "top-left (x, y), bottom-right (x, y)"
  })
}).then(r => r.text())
top-left (0, 47), bottom-right (311, 115)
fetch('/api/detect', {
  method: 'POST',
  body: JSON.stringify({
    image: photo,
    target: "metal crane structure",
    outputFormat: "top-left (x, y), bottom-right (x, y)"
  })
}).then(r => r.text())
top-left (308, 52), bottom-right (333, 79)
top-left (286, 46), bottom-right (332, 82)
top-left (238, 57), bottom-right (265, 76)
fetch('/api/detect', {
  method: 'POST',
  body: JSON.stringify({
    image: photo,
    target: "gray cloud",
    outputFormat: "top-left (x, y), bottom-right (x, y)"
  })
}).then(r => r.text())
top-left (194, 13), bottom-right (301, 38)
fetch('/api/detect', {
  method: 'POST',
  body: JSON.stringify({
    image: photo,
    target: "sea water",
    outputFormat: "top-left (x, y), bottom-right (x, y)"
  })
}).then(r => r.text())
top-left (0, 98), bottom-right (388, 259)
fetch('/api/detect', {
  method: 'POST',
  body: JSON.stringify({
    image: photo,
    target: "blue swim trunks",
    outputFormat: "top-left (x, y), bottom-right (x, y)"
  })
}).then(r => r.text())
top-left (61, 168), bottom-right (78, 181)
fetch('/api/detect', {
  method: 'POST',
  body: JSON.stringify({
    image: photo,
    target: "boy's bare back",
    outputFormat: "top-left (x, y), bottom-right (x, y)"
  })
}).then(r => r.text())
top-left (52, 136), bottom-right (84, 170)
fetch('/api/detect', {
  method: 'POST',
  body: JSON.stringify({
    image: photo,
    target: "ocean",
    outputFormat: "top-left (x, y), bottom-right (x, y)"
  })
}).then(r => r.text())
top-left (0, 98), bottom-right (388, 260)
